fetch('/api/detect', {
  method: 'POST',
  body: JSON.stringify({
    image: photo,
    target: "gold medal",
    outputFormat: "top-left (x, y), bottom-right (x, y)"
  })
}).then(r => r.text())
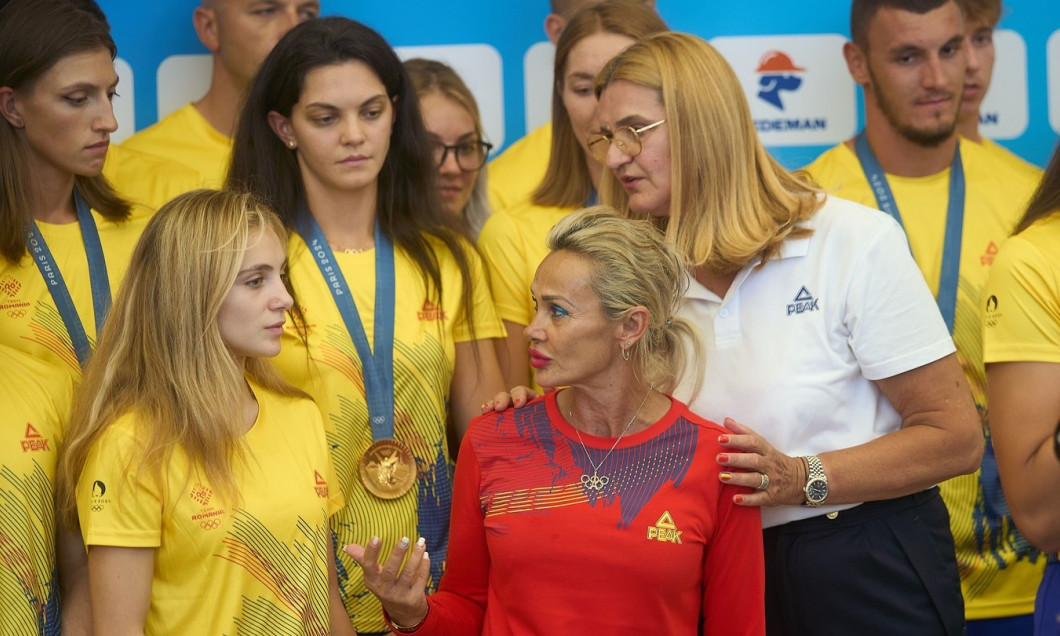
top-left (359, 439), bottom-right (416, 499)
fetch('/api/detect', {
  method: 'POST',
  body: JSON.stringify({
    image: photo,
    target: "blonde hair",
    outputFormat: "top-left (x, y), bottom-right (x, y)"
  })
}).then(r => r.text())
top-left (405, 57), bottom-right (492, 238)
top-left (596, 32), bottom-right (822, 272)
top-left (533, 0), bottom-right (668, 208)
top-left (547, 206), bottom-right (703, 394)
top-left (59, 189), bottom-right (305, 528)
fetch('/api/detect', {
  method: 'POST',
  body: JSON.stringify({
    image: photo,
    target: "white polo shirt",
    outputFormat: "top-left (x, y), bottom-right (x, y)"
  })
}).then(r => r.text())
top-left (676, 195), bottom-right (955, 528)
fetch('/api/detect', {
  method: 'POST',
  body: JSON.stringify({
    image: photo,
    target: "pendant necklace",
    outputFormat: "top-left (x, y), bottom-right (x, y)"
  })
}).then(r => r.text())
top-left (328, 241), bottom-right (375, 255)
top-left (571, 384), bottom-right (653, 492)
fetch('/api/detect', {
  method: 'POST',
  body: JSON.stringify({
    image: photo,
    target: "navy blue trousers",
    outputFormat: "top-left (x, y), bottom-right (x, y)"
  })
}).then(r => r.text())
top-left (763, 487), bottom-right (964, 636)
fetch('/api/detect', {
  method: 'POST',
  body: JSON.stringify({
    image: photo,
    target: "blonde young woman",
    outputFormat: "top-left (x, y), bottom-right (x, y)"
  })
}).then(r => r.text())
top-left (406, 58), bottom-right (493, 240)
top-left (477, 0), bottom-right (668, 390)
top-left (591, 32), bottom-right (981, 634)
top-left (350, 208), bottom-right (764, 635)
top-left (58, 190), bottom-right (354, 635)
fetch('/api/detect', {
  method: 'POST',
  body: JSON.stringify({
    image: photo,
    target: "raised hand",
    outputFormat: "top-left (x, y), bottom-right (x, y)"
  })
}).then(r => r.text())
top-left (344, 536), bottom-right (431, 629)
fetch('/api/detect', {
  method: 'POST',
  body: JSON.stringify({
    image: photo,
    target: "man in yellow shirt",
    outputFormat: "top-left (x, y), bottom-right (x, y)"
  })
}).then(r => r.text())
top-left (955, 0), bottom-right (1042, 182)
top-left (121, 0), bottom-right (319, 188)
top-left (804, 1), bottom-right (1042, 633)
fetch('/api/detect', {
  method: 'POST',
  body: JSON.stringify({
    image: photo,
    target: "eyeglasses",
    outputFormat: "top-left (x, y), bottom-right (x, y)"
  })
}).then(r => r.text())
top-left (587, 119), bottom-right (666, 164)
top-left (432, 140), bottom-right (493, 172)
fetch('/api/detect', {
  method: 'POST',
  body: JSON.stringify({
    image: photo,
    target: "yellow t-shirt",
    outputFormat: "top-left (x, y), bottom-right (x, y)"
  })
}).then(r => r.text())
top-left (102, 144), bottom-right (202, 213)
top-left (0, 348), bottom-right (74, 636)
top-left (120, 103), bottom-right (232, 190)
top-left (983, 215), bottom-right (1060, 363)
top-left (0, 206), bottom-right (152, 380)
top-left (487, 122), bottom-right (552, 214)
top-left (979, 138), bottom-right (1044, 188)
top-left (273, 234), bottom-right (504, 633)
top-left (805, 139), bottom-right (1044, 620)
top-left (77, 381), bottom-right (343, 635)
top-left (476, 199), bottom-right (574, 393)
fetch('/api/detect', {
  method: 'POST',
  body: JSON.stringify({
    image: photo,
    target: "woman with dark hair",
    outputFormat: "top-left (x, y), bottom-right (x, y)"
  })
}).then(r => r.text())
top-left (0, 0), bottom-right (142, 372)
top-left (983, 142), bottom-right (1060, 635)
top-left (0, 0), bottom-right (148, 631)
top-left (227, 17), bottom-right (506, 634)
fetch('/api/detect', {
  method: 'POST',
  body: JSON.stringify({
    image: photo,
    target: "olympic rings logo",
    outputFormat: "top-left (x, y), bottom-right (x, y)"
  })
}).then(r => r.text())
top-left (200, 519), bottom-right (221, 530)
top-left (7, 310), bottom-right (25, 318)
top-left (91, 505), bottom-right (103, 512)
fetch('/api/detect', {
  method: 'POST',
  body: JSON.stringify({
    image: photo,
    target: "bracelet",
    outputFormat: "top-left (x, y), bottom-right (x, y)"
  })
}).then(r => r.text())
top-left (387, 605), bottom-right (429, 634)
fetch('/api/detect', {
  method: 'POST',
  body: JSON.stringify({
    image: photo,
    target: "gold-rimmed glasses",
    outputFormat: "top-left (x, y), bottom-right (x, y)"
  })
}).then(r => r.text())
top-left (587, 119), bottom-right (665, 164)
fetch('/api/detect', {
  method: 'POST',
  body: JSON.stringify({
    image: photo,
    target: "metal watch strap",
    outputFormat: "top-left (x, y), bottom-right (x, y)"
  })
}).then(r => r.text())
top-left (803, 455), bottom-right (827, 507)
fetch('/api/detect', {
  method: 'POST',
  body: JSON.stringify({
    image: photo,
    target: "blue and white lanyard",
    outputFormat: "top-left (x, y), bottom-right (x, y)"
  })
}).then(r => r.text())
top-left (297, 204), bottom-right (397, 442)
top-left (853, 132), bottom-right (965, 334)
top-left (25, 190), bottom-right (111, 367)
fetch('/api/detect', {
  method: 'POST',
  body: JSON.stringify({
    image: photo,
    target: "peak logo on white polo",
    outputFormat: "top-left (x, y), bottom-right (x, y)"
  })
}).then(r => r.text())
top-left (787, 286), bottom-right (819, 315)
top-left (711, 34), bottom-right (855, 147)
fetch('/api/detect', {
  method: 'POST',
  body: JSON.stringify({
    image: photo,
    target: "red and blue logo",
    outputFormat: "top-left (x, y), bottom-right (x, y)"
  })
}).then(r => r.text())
top-left (756, 50), bottom-right (805, 110)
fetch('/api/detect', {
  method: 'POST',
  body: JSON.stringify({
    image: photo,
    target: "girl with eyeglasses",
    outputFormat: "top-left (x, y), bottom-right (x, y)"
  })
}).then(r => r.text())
top-left (226, 17), bottom-right (506, 634)
top-left (406, 58), bottom-right (493, 240)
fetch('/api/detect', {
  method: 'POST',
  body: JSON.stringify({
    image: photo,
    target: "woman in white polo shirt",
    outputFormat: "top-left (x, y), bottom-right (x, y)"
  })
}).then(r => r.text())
top-left (587, 32), bottom-right (983, 635)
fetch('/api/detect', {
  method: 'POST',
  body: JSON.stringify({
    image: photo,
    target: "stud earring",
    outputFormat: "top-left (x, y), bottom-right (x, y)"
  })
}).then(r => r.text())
top-left (287, 140), bottom-right (296, 149)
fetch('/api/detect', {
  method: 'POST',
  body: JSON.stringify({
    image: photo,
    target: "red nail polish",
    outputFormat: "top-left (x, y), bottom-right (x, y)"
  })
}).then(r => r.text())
top-left (719, 435), bottom-right (730, 444)
top-left (734, 495), bottom-right (744, 504)
top-left (718, 453), bottom-right (729, 464)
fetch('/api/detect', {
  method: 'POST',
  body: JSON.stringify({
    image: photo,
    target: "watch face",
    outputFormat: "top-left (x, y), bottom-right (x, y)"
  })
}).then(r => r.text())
top-left (807, 478), bottom-right (828, 502)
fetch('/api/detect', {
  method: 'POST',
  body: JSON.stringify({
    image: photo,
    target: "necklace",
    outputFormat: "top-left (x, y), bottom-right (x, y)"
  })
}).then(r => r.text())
top-left (328, 241), bottom-right (375, 255)
top-left (570, 384), bottom-right (653, 492)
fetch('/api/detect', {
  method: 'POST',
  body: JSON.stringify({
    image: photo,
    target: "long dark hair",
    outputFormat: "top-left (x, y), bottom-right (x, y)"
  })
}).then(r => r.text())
top-left (0, 0), bottom-right (129, 265)
top-left (1015, 142), bottom-right (1060, 234)
top-left (227, 17), bottom-right (476, 323)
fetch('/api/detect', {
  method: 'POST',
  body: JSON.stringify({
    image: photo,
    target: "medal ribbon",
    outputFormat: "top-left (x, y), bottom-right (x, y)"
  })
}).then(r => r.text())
top-left (853, 132), bottom-right (965, 334)
top-left (25, 190), bottom-right (112, 367)
top-left (297, 203), bottom-right (396, 442)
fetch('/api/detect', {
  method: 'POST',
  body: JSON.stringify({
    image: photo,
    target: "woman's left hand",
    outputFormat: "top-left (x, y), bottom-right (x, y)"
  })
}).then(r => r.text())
top-left (717, 417), bottom-right (806, 507)
top-left (344, 536), bottom-right (430, 628)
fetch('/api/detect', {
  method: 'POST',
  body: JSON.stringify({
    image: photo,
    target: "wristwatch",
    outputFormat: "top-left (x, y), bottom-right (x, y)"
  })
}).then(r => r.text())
top-left (803, 455), bottom-right (828, 507)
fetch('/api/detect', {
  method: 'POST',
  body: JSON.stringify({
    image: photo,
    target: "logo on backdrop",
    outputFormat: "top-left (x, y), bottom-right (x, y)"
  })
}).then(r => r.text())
top-left (756, 50), bottom-right (804, 110)
top-left (711, 34), bottom-right (856, 147)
